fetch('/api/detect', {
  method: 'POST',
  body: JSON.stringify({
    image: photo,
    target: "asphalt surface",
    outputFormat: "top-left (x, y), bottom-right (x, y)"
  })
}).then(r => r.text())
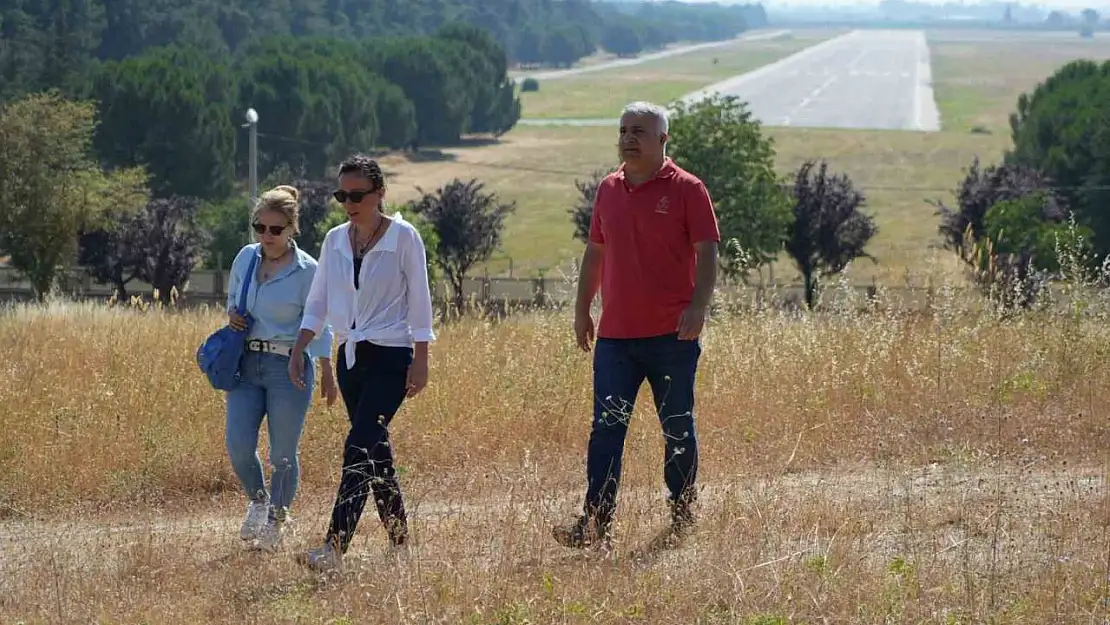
top-left (521, 29), bottom-right (942, 132)
top-left (510, 29), bottom-right (793, 82)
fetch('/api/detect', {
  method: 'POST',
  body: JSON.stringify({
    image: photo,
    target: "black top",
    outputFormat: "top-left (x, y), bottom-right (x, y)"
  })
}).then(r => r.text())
top-left (351, 256), bottom-right (362, 330)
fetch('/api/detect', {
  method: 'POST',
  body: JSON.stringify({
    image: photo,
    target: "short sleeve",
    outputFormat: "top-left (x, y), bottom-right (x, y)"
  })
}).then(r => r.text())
top-left (684, 180), bottom-right (721, 244)
top-left (588, 181), bottom-right (606, 245)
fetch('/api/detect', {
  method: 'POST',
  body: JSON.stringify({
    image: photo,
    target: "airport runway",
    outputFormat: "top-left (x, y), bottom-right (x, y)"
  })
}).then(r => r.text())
top-left (510, 29), bottom-right (793, 82)
top-left (678, 29), bottom-right (939, 131)
top-left (520, 29), bottom-right (941, 132)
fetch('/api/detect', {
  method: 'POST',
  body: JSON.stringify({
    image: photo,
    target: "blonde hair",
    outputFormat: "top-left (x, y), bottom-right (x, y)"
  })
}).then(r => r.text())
top-left (252, 185), bottom-right (301, 234)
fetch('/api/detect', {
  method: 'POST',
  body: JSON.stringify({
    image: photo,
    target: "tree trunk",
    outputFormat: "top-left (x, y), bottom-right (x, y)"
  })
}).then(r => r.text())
top-left (803, 269), bottom-right (818, 310)
top-left (451, 275), bottom-right (465, 316)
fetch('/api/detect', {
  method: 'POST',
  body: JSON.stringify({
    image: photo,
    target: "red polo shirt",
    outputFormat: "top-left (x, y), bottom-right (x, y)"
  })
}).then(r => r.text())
top-left (589, 158), bottom-right (721, 339)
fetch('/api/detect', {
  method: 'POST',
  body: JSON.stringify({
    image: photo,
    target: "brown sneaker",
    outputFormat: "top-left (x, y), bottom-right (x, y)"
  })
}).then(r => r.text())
top-left (552, 515), bottom-right (612, 550)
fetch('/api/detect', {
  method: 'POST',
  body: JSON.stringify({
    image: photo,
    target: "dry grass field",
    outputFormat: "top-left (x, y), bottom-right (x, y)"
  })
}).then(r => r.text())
top-left (4, 281), bottom-right (1110, 623)
top-left (375, 30), bottom-right (1110, 287)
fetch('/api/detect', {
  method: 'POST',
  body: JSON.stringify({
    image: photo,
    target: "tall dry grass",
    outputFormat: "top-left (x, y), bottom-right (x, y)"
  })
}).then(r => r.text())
top-left (3, 275), bottom-right (1110, 624)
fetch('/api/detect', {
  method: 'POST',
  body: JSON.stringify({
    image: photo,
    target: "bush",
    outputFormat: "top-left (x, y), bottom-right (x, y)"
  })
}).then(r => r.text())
top-left (520, 77), bottom-right (539, 92)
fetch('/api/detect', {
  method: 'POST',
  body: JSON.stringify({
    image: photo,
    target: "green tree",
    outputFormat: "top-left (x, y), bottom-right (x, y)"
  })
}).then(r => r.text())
top-left (1006, 59), bottom-right (1110, 265)
top-left (197, 198), bottom-right (249, 271)
top-left (0, 92), bottom-right (148, 300)
top-left (92, 44), bottom-right (238, 200)
top-left (436, 22), bottom-right (520, 136)
top-left (984, 191), bottom-right (1091, 274)
top-left (367, 36), bottom-right (472, 146)
top-left (667, 94), bottom-right (792, 279)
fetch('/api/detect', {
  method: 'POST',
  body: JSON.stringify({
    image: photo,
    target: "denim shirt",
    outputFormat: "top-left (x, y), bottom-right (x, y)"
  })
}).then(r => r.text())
top-left (226, 242), bottom-right (334, 361)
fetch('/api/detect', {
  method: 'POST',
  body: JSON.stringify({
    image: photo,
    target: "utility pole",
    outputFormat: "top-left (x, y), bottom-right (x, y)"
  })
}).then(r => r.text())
top-left (244, 108), bottom-right (259, 242)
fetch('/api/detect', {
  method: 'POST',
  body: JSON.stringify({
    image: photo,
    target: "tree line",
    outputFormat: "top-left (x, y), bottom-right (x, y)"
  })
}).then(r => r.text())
top-left (91, 23), bottom-right (520, 202)
top-left (0, 0), bottom-right (767, 93)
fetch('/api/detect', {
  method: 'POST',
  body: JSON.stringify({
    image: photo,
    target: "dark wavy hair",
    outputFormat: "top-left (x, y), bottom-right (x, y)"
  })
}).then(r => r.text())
top-left (337, 154), bottom-right (385, 191)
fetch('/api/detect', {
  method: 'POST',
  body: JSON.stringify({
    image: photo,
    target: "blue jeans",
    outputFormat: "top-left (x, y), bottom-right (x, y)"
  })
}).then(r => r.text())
top-left (225, 350), bottom-right (314, 519)
top-left (583, 333), bottom-right (701, 528)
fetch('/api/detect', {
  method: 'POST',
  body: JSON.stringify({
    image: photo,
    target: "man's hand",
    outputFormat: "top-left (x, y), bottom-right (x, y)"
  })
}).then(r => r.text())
top-left (677, 304), bottom-right (707, 340)
top-left (575, 310), bottom-right (595, 352)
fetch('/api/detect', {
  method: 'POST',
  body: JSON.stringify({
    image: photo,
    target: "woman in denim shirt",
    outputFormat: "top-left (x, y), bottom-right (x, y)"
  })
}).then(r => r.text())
top-left (225, 184), bottom-right (337, 552)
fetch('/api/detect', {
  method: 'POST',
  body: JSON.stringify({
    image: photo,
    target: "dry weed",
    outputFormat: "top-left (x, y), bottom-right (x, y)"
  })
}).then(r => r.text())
top-left (3, 280), bottom-right (1110, 623)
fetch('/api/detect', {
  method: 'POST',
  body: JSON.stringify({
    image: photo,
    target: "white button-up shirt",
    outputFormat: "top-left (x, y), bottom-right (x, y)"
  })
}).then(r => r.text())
top-left (300, 213), bottom-right (436, 369)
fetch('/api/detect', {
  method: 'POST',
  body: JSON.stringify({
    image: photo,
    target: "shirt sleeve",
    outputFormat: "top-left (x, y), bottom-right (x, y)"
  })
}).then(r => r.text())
top-left (303, 260), bottom-right (335, 360)
top-left (684, 179), bottom-right (722, 244)
top-left (226, 245), bottom-right (252, 313)
top-left (300, 232), bottom-right (331, 336)
top-left (402, 224), bottom-right (436, 343)
top-left (588, 181), bottom-right (606, 245)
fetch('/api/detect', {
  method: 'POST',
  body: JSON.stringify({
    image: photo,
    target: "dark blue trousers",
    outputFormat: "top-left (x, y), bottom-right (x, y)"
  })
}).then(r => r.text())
top-left (583, 332), bottom-right (701, 527)
top-left (327, 341), bottom-right (412, 551)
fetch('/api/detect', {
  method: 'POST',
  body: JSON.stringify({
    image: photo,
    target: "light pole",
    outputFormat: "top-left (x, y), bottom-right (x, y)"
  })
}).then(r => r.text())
top-left (244, 107), bottom-right (259, 242)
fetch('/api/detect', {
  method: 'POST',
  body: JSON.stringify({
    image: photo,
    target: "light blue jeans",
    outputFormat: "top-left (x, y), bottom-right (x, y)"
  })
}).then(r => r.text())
top-left (225, 350), bottom-right (314, 520)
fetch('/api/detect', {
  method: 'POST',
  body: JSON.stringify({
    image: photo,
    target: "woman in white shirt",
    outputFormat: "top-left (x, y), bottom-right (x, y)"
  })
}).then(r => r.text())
top-left (288, 154), bottom-right (436, 573)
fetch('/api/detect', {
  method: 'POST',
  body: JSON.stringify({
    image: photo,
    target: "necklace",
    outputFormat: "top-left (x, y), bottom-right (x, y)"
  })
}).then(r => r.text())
top-left (351, 216), bottom-right (387, 259)
top-left (260, 245), bottom-right (291, 281)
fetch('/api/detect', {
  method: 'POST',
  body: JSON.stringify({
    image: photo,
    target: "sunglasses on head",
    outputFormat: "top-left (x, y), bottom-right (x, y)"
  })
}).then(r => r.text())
top-left (332, 189), bottom-right (378, 204)
top-left (252, 223), bottom-right (286, 236)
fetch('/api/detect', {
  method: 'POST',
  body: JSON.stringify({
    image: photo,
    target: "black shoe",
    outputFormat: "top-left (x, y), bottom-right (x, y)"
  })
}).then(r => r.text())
top-left (552, 515), bottom-right (611, 550)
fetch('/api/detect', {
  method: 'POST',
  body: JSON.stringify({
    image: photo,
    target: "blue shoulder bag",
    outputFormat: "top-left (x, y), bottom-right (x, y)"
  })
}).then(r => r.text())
top-left (196, 251), bottom-right (259, 391)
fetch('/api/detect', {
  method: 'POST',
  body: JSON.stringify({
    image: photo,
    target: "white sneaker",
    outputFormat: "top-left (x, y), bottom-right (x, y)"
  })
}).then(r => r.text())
top-left (256, 517), bottom-right (286, 552)
top-left (239, 500), bottom-right (269, 541)
top-left (301, 541), bottom-right (343, 573)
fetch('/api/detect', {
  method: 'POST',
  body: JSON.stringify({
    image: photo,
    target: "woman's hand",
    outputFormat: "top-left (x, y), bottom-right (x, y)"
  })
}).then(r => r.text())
top-left (320, 358), bottom-right (338, 407)
top-left (289, 348), bottom-right (306, 390)
top-left (406, 353), bottom-right (428, 398)
top-left (228, 310), bottom-right (249, 331)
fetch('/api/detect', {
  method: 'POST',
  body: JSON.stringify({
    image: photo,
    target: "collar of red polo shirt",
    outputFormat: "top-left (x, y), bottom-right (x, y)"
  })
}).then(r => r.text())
top-left (616, 157), bottom-right (679, 184)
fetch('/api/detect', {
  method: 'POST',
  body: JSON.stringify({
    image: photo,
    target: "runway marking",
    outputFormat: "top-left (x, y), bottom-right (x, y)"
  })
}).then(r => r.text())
top-left (781, 73), bottom-right (838, 126)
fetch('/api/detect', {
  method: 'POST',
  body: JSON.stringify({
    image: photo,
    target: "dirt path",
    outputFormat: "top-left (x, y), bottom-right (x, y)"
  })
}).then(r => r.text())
top-left (3, 461), bottom-right (1103, 556)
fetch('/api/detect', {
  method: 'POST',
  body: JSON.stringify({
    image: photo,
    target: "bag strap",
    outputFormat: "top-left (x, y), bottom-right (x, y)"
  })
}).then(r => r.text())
top-left (236, 249), bottom-right (259, 315)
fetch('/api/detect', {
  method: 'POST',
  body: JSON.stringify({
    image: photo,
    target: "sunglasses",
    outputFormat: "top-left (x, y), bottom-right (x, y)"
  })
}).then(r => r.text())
top-left (252, 223), bottom-right (287, 236)
top-left (332, 189), bottom-right (378, 204)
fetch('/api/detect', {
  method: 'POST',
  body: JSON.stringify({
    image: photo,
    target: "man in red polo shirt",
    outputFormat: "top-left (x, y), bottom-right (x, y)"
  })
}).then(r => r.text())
top-left (554, 100), bottom-right (720, 552)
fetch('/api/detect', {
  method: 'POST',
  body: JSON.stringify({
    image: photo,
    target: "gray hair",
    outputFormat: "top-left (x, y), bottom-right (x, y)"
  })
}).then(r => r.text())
top-left (619, 101), bottom-right (669, 134)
